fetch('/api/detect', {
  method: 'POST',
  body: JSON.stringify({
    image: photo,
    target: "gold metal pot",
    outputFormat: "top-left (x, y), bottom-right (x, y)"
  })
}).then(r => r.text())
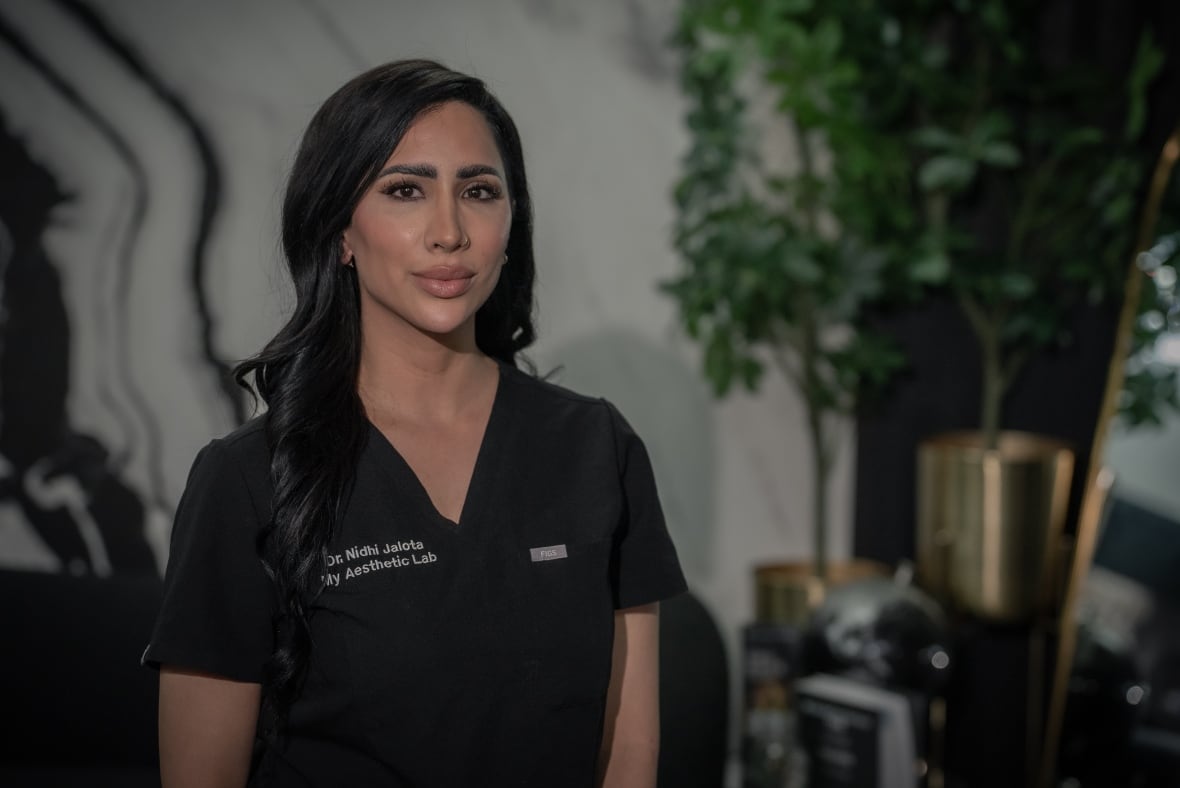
top-left (916, 431), bottom-right (1074, 621)
top-left (754, 559), bottom-right (891, 625)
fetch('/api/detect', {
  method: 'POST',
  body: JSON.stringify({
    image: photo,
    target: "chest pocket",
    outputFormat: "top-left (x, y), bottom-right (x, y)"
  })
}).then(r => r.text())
top-left (519, 536), bottom-right (616, 707)
top-left (525, 536), bottom-right (612, 601)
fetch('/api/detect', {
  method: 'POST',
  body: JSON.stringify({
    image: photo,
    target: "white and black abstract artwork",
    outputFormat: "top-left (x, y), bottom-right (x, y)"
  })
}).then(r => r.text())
top-left (0, 0), bottom-right (247, 578)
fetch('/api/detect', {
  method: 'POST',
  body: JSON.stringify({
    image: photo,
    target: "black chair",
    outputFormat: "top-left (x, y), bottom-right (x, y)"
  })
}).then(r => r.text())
top-left (658, 589), bottom-right (730, 788)
top-left (0, 569), bottom-right (162, 787)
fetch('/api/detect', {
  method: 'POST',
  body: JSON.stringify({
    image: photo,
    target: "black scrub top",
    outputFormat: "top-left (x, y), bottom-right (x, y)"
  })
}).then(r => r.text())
top-left (143, 362), bottom-right (687, 787)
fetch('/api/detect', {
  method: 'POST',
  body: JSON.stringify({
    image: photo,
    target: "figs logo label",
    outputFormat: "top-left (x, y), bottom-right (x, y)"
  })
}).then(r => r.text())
top-left (529, 544), bottom-right (568, 562)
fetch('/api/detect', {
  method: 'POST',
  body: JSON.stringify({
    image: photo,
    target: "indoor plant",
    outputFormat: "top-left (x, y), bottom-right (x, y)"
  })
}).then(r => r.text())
top-left (848, 2), bottom-right (1164, 620)
top-left (665, 0), bottom-right (1164, 616)
top-left (664, 0), bottom-right (943, 583)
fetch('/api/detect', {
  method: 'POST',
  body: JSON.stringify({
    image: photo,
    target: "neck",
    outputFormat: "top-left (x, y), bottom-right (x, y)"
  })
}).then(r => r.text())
top-left (357, 320), bottom-right (496, 424)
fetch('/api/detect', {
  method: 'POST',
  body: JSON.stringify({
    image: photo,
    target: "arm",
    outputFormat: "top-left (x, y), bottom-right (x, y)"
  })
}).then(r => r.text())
top-left (598, 602), bottom-right (660, 788)
top-left (159, 666), bottom-right (261, 788)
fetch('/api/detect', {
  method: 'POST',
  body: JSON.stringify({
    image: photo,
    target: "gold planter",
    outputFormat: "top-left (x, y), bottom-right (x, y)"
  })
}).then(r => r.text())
top-left (754, 559), bottom-right (891, 625)
top-left (916, 431), bottom-right (1074, 621)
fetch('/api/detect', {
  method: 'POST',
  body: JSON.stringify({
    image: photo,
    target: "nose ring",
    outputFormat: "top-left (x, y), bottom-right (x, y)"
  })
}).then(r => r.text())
top-left (459, 235), bottom-right (471, 250)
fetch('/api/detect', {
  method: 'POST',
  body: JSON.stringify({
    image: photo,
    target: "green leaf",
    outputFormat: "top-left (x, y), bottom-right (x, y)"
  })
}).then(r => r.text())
top-left (970, 112), bottom-right (1014, 145)
top-left (980, 0), bottom-right (1011, 34)
top-left (979, 142), bottom-right (1021, 168)
top-left (1126, 30), bottom-right (1165, 140)
top-left (998, 272), bottom-right (1036, 299)
top-left (739, 357), bottom-right (765, 390)
top-left (704, 328), bottom-right (736, 396)
top-left (920, 43), bottom-right (949, 69)
top-left (813, 17), bottom-right (844, 59)
top-left (912, 126), bottom-right (961, 151)
top-left (782, 252), bottom-right (824, 283)
top-left (918, 155), bottom-right (976, 192)
top-left (910, 251), bottom-right (950, 284)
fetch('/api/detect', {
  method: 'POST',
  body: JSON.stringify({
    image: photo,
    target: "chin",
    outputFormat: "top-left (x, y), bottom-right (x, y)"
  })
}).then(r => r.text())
top-left (361, 290), bottom-right (487, 344)
top-left (408, 308), bottom-right (480, 340)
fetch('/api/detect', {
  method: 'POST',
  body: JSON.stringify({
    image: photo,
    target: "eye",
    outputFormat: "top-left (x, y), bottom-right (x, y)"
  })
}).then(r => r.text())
top-left (464, 182), bottom-right (503, 201)
top-left (379, 180), bottom-right (421, 200)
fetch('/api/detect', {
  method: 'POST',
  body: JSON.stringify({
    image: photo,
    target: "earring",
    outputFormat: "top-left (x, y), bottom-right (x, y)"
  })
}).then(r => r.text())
top-left (344, 256), bottom-right (355, 268)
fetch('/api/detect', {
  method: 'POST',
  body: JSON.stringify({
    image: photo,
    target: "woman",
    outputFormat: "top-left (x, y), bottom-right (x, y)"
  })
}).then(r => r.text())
top-left (143, 60), bottom-right (686, 787)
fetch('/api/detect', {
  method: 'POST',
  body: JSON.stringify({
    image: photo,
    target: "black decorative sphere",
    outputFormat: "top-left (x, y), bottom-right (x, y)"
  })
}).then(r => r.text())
top-left (803, 575), bottom-right (953, 692)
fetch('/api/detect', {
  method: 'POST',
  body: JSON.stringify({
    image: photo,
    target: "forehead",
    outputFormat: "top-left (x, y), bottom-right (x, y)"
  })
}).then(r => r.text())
top-left (385, 101), bottom-right (502, 166)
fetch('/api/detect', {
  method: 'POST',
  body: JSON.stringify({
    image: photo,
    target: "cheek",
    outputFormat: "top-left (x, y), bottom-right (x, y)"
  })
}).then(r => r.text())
top-left (482, 263), bottom-right (505, 301)
top-left (353, 219), bottom-right (417, 256)
top-left (492, 212), bottom-right (512, 251)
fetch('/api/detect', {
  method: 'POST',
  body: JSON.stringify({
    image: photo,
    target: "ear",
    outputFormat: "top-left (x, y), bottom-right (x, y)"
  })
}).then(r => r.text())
top-left (340, 232), bottom-right (355, 266)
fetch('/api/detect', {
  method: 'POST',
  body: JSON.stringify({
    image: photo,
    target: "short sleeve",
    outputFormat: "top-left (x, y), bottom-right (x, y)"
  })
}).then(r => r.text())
top-left (142, 436), bottom-right (276, 682)
top-left (604, 400), bottom-right (688, 609)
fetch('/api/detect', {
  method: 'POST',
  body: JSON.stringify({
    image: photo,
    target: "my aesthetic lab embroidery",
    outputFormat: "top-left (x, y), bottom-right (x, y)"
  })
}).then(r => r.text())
top-left (322, 540), bottom-right (438, 586)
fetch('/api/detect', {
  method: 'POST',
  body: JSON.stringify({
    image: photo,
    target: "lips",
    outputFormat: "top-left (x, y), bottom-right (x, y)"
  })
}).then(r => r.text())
top-left (413, 266), bottom-right (475, 298)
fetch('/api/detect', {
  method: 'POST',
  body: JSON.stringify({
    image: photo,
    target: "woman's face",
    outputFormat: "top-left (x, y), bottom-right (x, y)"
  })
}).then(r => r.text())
top-left (342, 101), bottom-right (512, 349)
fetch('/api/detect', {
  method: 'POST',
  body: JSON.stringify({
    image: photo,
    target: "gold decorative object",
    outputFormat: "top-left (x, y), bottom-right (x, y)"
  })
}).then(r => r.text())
top-left (1038, 123), bottom-right (1180, 788)
top-left (753, 559), bottom-right (890, 625)
top-left (916, 431), bottom-right (1074, 621)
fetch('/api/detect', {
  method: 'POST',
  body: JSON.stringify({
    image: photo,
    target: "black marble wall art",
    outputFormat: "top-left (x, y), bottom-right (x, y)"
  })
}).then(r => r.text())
top-left (0, 0), bottom-right (243, 579)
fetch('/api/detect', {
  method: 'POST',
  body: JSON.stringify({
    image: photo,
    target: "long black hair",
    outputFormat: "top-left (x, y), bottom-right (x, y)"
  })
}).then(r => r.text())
top-left (233, 59), bottom-right (536, 735)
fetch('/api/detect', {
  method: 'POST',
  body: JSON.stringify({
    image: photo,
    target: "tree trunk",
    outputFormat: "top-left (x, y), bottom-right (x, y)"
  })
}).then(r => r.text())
top-left (800, 309), bottom-right (829, 582)
top-left (980, 325), bottom-right (1004, 451)
top-left (806, 401), bottom-right (829, 584)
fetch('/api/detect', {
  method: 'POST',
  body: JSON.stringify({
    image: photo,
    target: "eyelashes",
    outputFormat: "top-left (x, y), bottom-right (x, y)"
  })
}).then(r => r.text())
top-left (465, 183), bottom-right (504, 200)
top-left (378, 180), bottom-right (503, 201)
top-left (379, 181), bottom-right (420, 200)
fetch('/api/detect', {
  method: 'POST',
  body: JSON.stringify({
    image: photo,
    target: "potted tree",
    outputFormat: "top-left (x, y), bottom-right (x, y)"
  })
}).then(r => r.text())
top-left (664, 1), bottom-right (943, 587)
top-left (666, 0), bottom-right (1164, 621)
top-left (868, 5), bottom-right (1164, 621)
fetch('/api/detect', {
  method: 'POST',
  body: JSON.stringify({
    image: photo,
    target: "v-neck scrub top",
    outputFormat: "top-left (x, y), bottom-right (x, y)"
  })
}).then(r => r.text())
top-left (143, 363), bottom-right (687, 787)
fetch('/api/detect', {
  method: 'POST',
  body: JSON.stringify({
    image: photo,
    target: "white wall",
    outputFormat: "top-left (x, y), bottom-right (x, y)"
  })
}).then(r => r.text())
top-left (1105, 378), bottom-right (1180, 519)
top-left (0, 0), bottom-right (858, 767)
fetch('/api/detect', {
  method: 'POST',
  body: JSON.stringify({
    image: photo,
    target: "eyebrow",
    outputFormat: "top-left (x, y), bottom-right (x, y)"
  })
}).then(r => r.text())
top-left (376, 163), bottom-right (503, 180)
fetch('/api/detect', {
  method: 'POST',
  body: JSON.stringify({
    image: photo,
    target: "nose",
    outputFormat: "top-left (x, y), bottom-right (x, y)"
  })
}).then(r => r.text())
top-left (426, 196), bottom-right (467, 252)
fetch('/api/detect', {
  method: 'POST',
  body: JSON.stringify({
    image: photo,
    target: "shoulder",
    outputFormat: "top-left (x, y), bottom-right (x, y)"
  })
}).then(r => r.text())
top-left (180, 416), bottom-right (271, 508)
top-left (197, 416), bottom-right (269, 468)
top-left (500, 362), bottom-right (615, 420)
top-left (498, 362), bottom-right (643, 462)
top-left (212, 415), bottom-right (268, 453)
top-left (500, 362), bottom-right (604, 407)
top-left (499, 362), bottom-right (637, 431)
top-left (165, 419), bottom-right (273, 565)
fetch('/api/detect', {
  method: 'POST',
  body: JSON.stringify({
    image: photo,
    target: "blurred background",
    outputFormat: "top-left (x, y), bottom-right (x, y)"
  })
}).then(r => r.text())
top-left (0, 1), bottom-right (1177, 787)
